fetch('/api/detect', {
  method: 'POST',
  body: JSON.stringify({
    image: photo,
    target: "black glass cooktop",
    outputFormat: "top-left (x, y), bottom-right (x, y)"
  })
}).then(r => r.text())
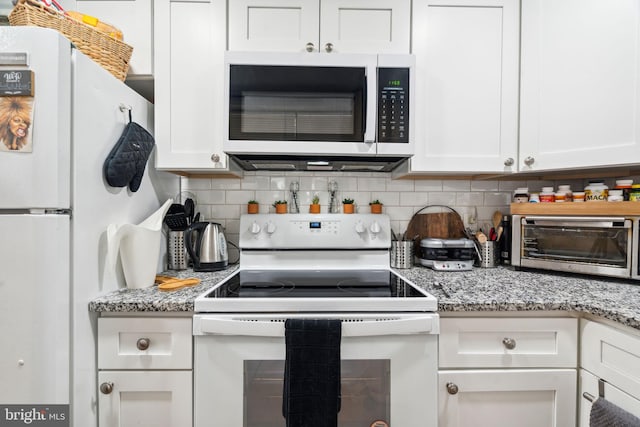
top-left (204, 269), bottom-right (427, 299)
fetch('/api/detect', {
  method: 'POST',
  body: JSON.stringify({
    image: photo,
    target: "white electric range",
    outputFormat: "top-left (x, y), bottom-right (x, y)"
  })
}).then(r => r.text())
top-left (193, 213), bottom-right (439, 427)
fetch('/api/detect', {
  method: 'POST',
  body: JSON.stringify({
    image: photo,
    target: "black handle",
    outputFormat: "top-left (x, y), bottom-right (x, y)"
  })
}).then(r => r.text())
top-left (184, 221), bottom-right (208, 265)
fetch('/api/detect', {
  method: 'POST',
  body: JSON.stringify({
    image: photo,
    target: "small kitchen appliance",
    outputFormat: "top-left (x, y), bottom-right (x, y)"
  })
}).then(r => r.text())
top-left (193, 213), bottom-right (438, 427)
top-left (223, 51), bottom-right (415, 172)
top-left (419, 237), bottom-right (476, 271)
top-left (512, 214), bottom-right (640, 280)
top-left (185, 221), bottom-right (228, 271)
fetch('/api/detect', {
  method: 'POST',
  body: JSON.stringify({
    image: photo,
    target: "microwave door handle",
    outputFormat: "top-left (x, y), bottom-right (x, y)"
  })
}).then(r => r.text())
top-left (363, 74), bottom-right (376, 143)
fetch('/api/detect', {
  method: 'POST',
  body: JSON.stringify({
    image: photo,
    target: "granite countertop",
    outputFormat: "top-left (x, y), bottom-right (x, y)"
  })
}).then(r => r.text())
top-left (88, 265), bottom-right (640, 330)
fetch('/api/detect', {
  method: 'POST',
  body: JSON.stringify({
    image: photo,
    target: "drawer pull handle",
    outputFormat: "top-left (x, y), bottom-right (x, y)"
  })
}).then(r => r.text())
top-left (446, 382), bottom-right (459, 395)
top-left (305, 42), bottom-right (315, 52)
top-left (136, 338), bottom-right (150, 351)
top-left (502, 337), bottom-right (516, 350)
top-left (100, 382), bottom-right (114, 395)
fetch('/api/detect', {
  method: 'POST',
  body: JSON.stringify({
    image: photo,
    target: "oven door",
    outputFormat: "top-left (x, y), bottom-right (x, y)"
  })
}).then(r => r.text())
top-left (193, 313), bottom-right (438, 427)
top-left (516, 216), bottom-right (633, 279)
top-left (224, 51), bottom-right (378, 156)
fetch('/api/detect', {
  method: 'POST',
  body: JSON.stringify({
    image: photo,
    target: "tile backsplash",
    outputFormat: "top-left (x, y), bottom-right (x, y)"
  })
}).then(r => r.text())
top-left (182, 172), bottom-right (639, 252)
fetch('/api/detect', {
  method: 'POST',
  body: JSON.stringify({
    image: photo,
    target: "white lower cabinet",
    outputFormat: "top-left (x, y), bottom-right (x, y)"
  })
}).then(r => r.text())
top-left (97, 317), bottom-right (193, 427)
top-left (439, 317), bottom-right (578, 427)
top-left (579, 319), bottom-right (640, 426)
top-left (439, 369), bottom-right (577, 427)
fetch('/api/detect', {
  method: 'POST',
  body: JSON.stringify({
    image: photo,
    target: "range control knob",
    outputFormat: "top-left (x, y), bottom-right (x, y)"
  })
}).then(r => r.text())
top-left (250, 221), bottom-right (261, 234)
top-left (370, 221), bottom-right (381, 234)
top-left (355, 221), bottom-right (365, 234)
top-left (266, 222), bottom-right (277, 234)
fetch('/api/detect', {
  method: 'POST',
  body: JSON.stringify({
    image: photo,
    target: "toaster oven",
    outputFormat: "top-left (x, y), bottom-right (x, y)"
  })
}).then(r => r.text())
top-left (512, 215), bottom-right (640, 280)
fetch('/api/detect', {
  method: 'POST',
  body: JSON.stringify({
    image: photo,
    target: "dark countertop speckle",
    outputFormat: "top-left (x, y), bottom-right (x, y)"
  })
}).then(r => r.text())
top-left (89, 265), bottom-right (640, 330)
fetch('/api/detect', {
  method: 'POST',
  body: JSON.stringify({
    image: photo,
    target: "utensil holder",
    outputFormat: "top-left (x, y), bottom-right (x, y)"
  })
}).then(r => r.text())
top-left (391, 241), bottom-right (414, 269)
top-left (479, 241), bottom-right (498, 268)
top-left (168, 230), bottom-right (188, 270)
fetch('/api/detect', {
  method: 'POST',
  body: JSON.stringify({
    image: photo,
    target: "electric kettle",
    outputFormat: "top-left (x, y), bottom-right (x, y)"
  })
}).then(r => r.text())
top-left (185, 221), bottom-right (228, 271)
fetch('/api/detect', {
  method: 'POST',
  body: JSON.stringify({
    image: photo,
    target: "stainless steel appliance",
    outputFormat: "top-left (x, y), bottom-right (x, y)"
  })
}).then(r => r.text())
top-left (418, 238), bottom-right (476, 271)
top-left (193, 213), bottom-right (438, 427)
top-left (185, 221), bottom-right (229, 271)
top-left (512, 215), bottom-right (640, 280)
top-left (223, 51), bottom-right (415, 172)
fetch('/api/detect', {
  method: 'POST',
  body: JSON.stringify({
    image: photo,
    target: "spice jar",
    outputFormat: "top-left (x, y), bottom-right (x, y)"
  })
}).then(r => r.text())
top-left (585, 180), bottom-right (608, 202)
top-left (557, 185), bottom-right (573, 202)
top-left (573, 192), bottom-right (585, 202)
top-left (539, 187), bottom-right (555, 203)
top-left (630, 184), bottom-right (640, 202)
top-left (615, 179), bottom-right (633, 201)
top-left (513, 188), bottom-right (530, 203)
top-left (608, 190), bottom-right (624, 202)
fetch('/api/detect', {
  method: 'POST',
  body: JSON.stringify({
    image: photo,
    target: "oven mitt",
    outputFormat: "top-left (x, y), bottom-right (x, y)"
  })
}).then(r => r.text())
top-left (103, 113), bottom-right (155, 192)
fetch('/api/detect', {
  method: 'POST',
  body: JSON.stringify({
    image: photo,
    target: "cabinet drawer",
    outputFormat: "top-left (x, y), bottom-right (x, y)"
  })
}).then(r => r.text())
top-left (580, 368), bottom-right (640, 427)
top-left (98, 318), bottom-right (192, 370)
top-left (581, 319), bottom-right (640, 400)
top-left (439, 317), bottom-right (578, 368)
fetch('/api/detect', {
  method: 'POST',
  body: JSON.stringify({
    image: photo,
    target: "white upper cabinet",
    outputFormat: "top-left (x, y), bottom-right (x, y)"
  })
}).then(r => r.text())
top-left (403, 0), bottom-right (520, 174)
top-left (519, 0), bottom-right (640, 172)
top-left (75, 0), bottom-right (153, 75)
top-left (228, 0), bottom-right (410, 53)
top-left (154, 0), bottom-right (240, 173)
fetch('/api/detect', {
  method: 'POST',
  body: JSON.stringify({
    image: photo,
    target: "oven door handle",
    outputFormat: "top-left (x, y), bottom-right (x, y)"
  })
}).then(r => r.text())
top-left (196, 316), bottom-right (436, 337)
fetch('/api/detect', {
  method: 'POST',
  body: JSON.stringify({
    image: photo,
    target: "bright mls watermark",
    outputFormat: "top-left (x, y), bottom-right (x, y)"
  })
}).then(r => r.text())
top-left (0, 406), bottom-right (68, 426)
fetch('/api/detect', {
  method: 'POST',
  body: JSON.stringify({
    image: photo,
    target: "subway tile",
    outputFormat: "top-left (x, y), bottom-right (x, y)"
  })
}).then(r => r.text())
top-left (211, 178), bottom-right (241, 190)
top-left (241, 175), bottom-right (271, 190)
top-left (455, 192), bottom-right (484, 206)
top-left (387, 179), bottom-right (414, 192)
top-left (357, 176), bottom-right (387, 191)
top-left (442, 180), bottom-right (471, 191)
top-left (483, 192), bottom-right (512, 206)
top-left (414, 180), bottom-right (443, 191)
top-left (428, 192), bottom-right (457, 206)
top-left (400, 191), bottom-right (429, 206)
top-left (471, 180), bottom-right (500, 191)
top-left (211, 204), bottom-right (242, 220)
top-left (226, 190), bottom-right (255, 204)
top-left (195, 190), bottom-right (226, 204)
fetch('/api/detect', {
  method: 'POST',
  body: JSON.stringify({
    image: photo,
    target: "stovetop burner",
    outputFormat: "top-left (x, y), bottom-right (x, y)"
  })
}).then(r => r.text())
top-left (193, 214), bottom-right (438, 313)
top-left (195, 268), bottom-right (437, 312)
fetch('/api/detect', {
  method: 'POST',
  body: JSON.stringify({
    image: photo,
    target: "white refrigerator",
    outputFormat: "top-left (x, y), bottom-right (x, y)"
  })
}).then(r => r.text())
top-left (0, 27), bottom-right (177, 426)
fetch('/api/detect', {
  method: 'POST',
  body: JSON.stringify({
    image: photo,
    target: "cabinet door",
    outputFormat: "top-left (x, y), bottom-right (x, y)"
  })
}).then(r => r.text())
top-left (154, 0), bottom-right (239, 173)
top-left (320, 0), bottom-right (410, 54)
top-left (76, 0), bottom-right (153, 75)
top-left (228, 0), bottom-right (319, 52)
top-left (519, 0), bottom-right (640, 171)
top-left (579, 369), bottom-right (640, 427)
top-left (407, 0), bottom-right (519, 174)
top-left (439, 369), bottom-right (576, 427)
top-left (98, 371), bottom-right (192, 427)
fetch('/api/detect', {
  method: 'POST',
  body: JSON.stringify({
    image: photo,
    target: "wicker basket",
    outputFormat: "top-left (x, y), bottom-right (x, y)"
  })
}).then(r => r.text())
top-left (9, 0), bottom-right (132, 81)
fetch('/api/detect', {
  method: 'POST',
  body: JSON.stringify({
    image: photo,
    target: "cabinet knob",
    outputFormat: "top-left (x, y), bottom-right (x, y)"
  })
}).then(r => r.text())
top-left (211, 153), bottom-right (220, 163)
top-left (136, 338), bottom-right (150, 351)
top-left (502, 337), bottom-right (516, 350)
top-left (305, 42), bottom-right (315, 52)
top-left (446, 382), bottom-right (459, 395)
top-left (523, 156), bottom-right (535, 166)
top-left (504, 157), bottom-right (514, 166)
top-left (324, 42), bottom-right (334, 53)
top-left (100, 382), bottom-right (114, 395)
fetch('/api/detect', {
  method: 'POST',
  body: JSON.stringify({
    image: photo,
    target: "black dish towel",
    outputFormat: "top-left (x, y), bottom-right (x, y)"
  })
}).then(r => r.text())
top-left (590, 397), bottom-right (640, 427)
top-left (283, 319), bottom-right (342, 427)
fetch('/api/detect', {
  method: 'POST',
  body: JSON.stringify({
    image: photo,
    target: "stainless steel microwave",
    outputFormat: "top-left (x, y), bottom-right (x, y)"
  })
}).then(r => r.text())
top-left (223, 51), bottom-right (415, 171)
top-left (512, 215), bottom-right (640, 280)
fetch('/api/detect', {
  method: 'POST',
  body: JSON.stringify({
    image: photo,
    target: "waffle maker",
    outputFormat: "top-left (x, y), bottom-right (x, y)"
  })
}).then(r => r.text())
top-left (419, 238), bottom-right (476, 271)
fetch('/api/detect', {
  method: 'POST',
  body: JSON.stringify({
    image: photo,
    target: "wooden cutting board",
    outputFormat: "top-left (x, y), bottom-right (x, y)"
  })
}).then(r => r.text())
top-left (404, 212), bottom-right (466, 241)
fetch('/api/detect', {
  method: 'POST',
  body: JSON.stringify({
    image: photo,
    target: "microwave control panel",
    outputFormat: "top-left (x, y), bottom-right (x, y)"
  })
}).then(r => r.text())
top-left (377, 68), bottom-right (409, 143)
